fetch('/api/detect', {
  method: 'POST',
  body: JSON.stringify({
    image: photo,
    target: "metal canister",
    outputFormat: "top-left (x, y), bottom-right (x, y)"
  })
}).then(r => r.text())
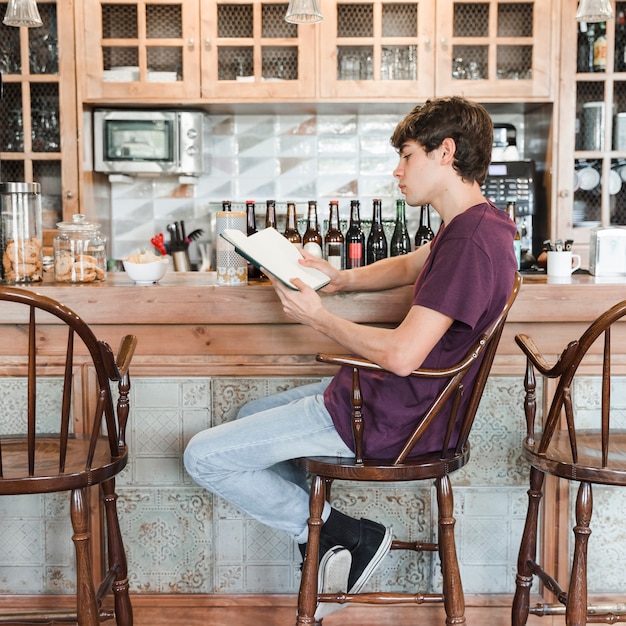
top-left (614, 112), bottom-right (626, 151)
top-left (582, 101), bottom-right (605, 150)
top-left (0, 182), bottom-right (43, 283)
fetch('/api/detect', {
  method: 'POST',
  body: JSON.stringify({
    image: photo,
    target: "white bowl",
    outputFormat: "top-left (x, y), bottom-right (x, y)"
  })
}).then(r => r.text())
top-left (123, 258), bottom-right (169, 284)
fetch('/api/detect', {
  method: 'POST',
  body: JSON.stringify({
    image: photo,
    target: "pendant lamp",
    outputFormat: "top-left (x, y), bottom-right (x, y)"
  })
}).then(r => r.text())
top-left (575, 0), bottom-right (614, 22)
top-left (3, 0), bottom-right (43, 27)
top-left (285, 0), bottom-right (322, 24)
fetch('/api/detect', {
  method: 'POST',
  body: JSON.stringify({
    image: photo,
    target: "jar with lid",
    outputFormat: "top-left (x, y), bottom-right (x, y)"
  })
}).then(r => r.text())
top-left (53, 214), bottom-right (107, 283)
top-left (0, 182), bottom-right (43, 283)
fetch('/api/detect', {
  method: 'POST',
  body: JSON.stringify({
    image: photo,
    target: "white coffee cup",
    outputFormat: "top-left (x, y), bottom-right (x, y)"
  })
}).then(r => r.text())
top-left (547, 251), bottom-right (582, 277)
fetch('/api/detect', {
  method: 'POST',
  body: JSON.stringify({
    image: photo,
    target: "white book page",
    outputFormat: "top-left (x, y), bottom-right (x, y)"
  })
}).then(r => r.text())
top-left (221, 228), bottom-right (331, 290)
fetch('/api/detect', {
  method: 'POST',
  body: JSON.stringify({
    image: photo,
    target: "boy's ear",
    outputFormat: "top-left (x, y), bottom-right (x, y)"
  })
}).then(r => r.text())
top-left (440, 137), bottom-right (456, 163)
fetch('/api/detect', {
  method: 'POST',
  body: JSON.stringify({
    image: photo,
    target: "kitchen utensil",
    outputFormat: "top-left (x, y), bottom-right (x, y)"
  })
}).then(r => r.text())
top-left (151, 233), bottom-right (167, 255)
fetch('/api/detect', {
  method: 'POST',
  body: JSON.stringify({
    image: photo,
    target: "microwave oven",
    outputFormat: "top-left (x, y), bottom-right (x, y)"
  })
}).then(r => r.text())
top-left (93, 109), bottom-right (209, 176)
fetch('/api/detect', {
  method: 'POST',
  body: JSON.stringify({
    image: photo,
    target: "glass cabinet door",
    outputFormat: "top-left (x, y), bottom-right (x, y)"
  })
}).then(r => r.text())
top-left (201, 0), bottom-right (316, 99)
top-left (81, 0), bottom-right (201, 100)
top-left (556, 0), bottom-right (626, 254)
top-left (0, 0), bottom-right (78, 242)
top-left (319, 0), bottom-right (435, 99)
top-left (435, 0), bottom-right (554, 99)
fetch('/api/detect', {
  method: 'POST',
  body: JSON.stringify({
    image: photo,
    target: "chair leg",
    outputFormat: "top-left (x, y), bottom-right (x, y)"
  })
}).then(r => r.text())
top-left (296, 475), bottom-right (325, 626)
top-left (70, 488), bottom-right (99, 626)
top-left (512, 466), bottom-right (545, 626)
top-left (102, 478), bottom-right (134, 626)
top-left (435, 475), bottom-right (466, 626)
top-left (566, 481), bottom-right (592, 626)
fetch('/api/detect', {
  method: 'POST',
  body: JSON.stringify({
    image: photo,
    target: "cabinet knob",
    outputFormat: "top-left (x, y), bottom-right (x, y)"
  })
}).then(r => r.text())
top-left (440, 37), bottom-right (448, 49)
top-left (423, 37), bottom-right (431, 50)
top-left (188, 38), bottom-right (195, 49)
top-left (204, 38), bottom-right (211, 50)
top-left (558, 189), bottom-right (570, 198)
top-left (65, 191), bottom-right (74, 199)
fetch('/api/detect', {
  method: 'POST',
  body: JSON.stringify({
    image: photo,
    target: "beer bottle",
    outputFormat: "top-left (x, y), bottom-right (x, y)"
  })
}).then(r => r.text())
top-left (302, 200), bottom-right (323, 258)
top-left (507, 199), bottom-right (522, 270)
top-left (415, 204), bottom-right (434, 248)
top-left (344, 200), bottom-right (365, 269)
top-left (283, 202), bottom-right (302, 246)
top-left (324, 200), bottom-right (344, 270)
top-left (265, 199), bottom-right (277, 229)
top-left (593, 21), bottom-right (607, 73)
top-left (390, 198), bottom-right (411, 256)
top-left (246, 199), bottom-right (261, 279)
top-left (366, 198), bottom-right (388, 264)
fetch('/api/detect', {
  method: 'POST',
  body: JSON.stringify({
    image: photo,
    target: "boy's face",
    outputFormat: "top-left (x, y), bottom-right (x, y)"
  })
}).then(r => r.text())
top-left (393, 140), bottom-right (441, 207)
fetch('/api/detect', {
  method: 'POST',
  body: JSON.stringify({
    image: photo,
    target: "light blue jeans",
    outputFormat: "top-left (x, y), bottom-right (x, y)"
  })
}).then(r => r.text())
top-left (183, 380), bottom-right (354, 543)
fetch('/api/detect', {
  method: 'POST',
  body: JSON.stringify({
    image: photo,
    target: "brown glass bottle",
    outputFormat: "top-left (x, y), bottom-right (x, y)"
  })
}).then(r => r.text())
top-left (344, 200), bottom-right (365, 268)
top-left (390, 198), bottom-right (411, 256)
top-left (415, 204), bottom-right (434, 248)
top-left (246, 200), bottom-right (261, 279)
top-left (324, 200), bottom-right (344, 270)
top-left (366, 198), bottom-right (387, 264)
top-left (265, 199), bottom-right (277, 229)
top-left (283, 202), bottom-right (302, 246)
top-left (302, 200), bottom-right (323, 258)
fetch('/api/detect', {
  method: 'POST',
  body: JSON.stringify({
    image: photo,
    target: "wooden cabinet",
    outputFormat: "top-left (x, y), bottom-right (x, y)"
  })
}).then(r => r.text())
top-left (79, 0), bottom-right (316, 102)
top-left (78, 0), bottom-right (556, 103)
top-left (0, 0), bottom-right (79, 241)
top-left (318, 0), bottom-right (556, 101)
top-left (201, 0), bottom-right (317, 100)
top-left (554, 0), bottom-right (626, 260)
top-left (80, 0), bottom-right (201, 100)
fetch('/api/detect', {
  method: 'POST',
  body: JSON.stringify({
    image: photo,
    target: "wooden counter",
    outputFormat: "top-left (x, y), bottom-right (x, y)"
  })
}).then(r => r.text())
top-left (1, 271), bottom-right (626, 622)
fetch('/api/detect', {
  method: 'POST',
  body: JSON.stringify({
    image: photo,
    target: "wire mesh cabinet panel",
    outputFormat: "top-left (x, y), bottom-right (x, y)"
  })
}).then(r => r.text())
top-left (80, 0), bottom-right (202, 100)
top-left (201, 0), bottom-right (317, 100)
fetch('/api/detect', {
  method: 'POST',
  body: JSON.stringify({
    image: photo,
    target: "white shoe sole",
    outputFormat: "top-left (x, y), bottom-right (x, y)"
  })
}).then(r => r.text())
top-left (313, 546), bottom-right (352, 621)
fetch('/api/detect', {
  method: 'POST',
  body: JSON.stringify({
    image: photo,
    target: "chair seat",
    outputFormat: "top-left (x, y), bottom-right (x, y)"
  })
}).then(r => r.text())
top-left (0, 435), bottom-right (127, 494)
top-left (296, 446), bottom-right (470, 482)
top-left (524, 430), bottom-right (626, 486)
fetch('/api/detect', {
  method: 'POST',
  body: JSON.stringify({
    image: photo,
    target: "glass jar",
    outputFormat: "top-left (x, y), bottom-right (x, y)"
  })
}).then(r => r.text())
top-left (53, 214), bottom-right (107, 283)
top-left (0, 182), bottom-right (43, 283)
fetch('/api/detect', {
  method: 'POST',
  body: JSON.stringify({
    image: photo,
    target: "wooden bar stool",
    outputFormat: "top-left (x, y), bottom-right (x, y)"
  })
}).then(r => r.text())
top-left (513, 298), bottom-right (626, 626)
top-left (0, 286), bottom-right (137, 625)
top-left (296, 273), bottom-right (521, 625)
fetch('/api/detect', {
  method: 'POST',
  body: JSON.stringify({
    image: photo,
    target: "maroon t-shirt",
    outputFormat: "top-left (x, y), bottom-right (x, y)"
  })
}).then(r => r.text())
top-left (323, 201), bottom-right (517, 459)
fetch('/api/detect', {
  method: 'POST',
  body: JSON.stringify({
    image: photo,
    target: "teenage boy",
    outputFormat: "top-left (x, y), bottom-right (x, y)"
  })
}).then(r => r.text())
top-left (184, 96), bottom-right (517, 618)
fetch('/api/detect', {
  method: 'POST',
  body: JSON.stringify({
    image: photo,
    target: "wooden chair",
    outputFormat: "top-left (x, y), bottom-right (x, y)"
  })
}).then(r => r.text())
top-left (295, 272), bottom-right (521, 625)
top-left (512, 298), bottom-right (626, 626)
top-left (0, 286), bottom-right (137, 626)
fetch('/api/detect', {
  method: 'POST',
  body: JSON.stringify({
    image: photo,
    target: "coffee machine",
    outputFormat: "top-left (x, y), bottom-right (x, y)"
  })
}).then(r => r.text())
top-left (481, 160), bottom-right (537, 255)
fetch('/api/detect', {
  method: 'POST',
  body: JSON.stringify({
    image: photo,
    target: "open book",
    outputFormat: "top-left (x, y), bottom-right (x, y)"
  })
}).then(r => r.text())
top-left (220, 227), bottom-right (331, 291)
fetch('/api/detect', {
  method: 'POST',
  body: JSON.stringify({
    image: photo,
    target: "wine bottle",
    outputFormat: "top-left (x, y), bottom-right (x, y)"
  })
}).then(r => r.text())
top-left (366, 198), bottom-right (388, 264)
top-left (616, 11), bottom-right (626, 72)
top-left (507, 199), bottom-right (521, 270)
top-left (593, 21), bottom-right (607, 72)
top-left (324, 200), bottom-right (344, 270)
top-left (390, 198), bottom-right (411, 256)
top-left (283, 202), bottom-right (302, 246)
top-left (302, 200), bottom-right (323, 258)
top-left (246, 199), bottom-right (261, 279)
top-left (344, 200), bottom-right (365, 269)
top-left (415, 204), bottom-right (434, 248)
top-left (577, 22), bottom-right (590, 73)
top-left (265, 199), bottom-right (277, 229)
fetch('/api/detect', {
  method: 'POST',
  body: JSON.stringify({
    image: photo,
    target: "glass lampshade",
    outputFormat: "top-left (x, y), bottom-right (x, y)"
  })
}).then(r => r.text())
top-left (285, 0), bottom-right (322, 24)
top-left (575, 0), bottom-right (614, 22)
top-left (3, 0), bottom-right (43, 27)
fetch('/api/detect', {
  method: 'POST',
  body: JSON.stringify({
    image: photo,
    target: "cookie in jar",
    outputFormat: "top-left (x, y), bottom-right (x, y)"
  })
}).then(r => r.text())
top-left (54, 214), bottom-right (107, 283)
top-left (0, 182), bottom-right (43, 283)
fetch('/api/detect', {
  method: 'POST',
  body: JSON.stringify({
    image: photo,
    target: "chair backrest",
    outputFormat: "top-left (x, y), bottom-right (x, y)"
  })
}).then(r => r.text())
top-left (320, 272), bottom-right (521, 465)
top-left (0, 286), bottom-right (136, 481)
top-left (517, 298), bottom-right (626, 468)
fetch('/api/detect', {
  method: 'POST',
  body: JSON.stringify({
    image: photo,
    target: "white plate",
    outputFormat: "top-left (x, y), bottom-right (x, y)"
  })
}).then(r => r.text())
top-left (577, 166), bottom-right (600, 190)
